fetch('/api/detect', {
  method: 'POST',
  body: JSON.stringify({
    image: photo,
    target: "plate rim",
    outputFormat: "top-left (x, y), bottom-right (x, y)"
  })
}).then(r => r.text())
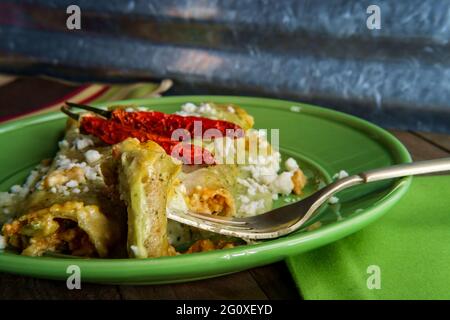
top-left (0, 95), bottom-right (412, 283)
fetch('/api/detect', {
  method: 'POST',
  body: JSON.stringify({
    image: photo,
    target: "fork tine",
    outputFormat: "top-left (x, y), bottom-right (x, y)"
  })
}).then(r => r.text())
top-left (212, 224), bottom-right (253, 231)
top-left (195, 218), bottom-right (254, 231)
top-left (168, 210), bottom-right (253, 232)
top-left (187, 211), bottom-right (248, 226)
top-left (169, 209), bottom-right (298, 238)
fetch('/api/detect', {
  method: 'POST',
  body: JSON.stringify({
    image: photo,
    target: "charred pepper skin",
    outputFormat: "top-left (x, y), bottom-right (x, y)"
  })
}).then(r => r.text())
top-left (80, 116), bottom-right (215, 165)
top-left (110, 109), bottom-right (243, 138)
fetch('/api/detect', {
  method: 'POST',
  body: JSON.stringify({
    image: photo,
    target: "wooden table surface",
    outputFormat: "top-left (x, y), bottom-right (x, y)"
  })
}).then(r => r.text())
top-left (0, 78), bottom-right (449, 300)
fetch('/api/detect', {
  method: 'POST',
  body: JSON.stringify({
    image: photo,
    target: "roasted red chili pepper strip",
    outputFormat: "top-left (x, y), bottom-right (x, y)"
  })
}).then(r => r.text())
top-left (80, 116), bottom-right (215, 165)
top-left (110, 109), bottom-right (243, 138)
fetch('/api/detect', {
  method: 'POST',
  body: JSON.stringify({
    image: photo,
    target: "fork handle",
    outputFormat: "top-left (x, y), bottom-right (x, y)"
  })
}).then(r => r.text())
top-left (359, 157), bottom-right (450, 183)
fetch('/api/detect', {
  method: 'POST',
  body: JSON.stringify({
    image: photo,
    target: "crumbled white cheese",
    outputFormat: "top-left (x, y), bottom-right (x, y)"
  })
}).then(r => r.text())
top-left (25, 170), bottom-right (40, 186)
top-left (65, 180), bottom-right (79, 188)
top-left (271, 171), bottom-right (294, 195)
top-left (58, 140), bottom-right (70, 149)
top-left (175, 111), bottom-right (190, 117)
top-left (239, 195), bottom-right (250, 204)
top-left (84, 149), bottom-right (101, 164)
top-left (0, 235), bottom-right (6, 250)
top-left (290, 106), bottom-right (302, 112)
top-left (9, 184), bottom-right (30, 198)
top-left (0, 163), bottom-right (53, 207)
top-left (237, 177), bottom-right (270, 197)
top-left (0, 192), bottom-right (15, 206)
top-left (181, 102), bottom-right (197, 113)
top-left (73, 136), bottom-right (94, 150)
top-left (239, 199), bottom-right (266, 216)
top-left (328, 196), bottom-right (340, 204)
top-left (227, 105), bottom-right (235, 113)
top-left (333, 170), bottom-right (349, 180)
top-left (55, 155), bottom-right (74, 170)
top-left (84, 166), bottom-right (99, 181)
top-left (130, 245), bottom-right (139, 256)
top-left (198, 103), bottom-right (217, 115)
top-left (258, 173), bottom-right (277, 185)
top-left (10, 185), bottom-right (23, 193)
top-left (49, 154), bottom-right (104, 193)
top-left (242, 152), bottom-right (281, 185)
top-left (125, 107), bottom-right (135, 112)
top-left (78, 162), bottom-right (87, 168)
top-left (285, 157), bottom-right (299, 171)
top-left (72, 188), bottom-right (81, 194)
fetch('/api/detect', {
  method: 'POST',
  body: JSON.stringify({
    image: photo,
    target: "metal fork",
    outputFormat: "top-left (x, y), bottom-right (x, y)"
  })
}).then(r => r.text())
top-left (167, 157), bottom-right (450, 239)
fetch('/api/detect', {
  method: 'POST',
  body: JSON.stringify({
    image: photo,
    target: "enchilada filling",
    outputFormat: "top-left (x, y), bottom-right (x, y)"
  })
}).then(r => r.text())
top-left (187, 187), bottom-right (235, 216)
top-left (1, 201), bottom-right (116, 257)
top-left (185, 239), bottom-right (235, 253)
top-left (179, 165), bottom-right (238, 217)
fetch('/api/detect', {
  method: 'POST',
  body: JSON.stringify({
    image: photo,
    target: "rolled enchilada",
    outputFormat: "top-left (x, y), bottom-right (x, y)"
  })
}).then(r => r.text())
top-left (113, 138), bottom-right (180, 258)
top-left (1, 119), bottom-right (124, 257)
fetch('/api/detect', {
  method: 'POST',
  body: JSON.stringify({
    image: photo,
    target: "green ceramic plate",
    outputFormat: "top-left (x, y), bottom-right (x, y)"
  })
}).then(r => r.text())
top-left (0, 96), bottom-right (411, 284)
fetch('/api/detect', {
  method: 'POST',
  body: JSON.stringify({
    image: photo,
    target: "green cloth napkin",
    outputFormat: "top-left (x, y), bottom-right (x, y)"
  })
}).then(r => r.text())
top-left (286, 175), bottom-right (450, 300)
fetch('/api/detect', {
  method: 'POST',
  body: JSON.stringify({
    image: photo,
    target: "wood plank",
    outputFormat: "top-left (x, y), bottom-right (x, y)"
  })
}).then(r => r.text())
top-left (389, 130), bottom-right (450, 160)
top-left (249, 262), bottom-right (301, 299)
top-left (413, 132), bottom-right (450, 153)
top-left (0, 273), bottom-right (121, 300)
top-left (119, 271), bottom-right (268, 300)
